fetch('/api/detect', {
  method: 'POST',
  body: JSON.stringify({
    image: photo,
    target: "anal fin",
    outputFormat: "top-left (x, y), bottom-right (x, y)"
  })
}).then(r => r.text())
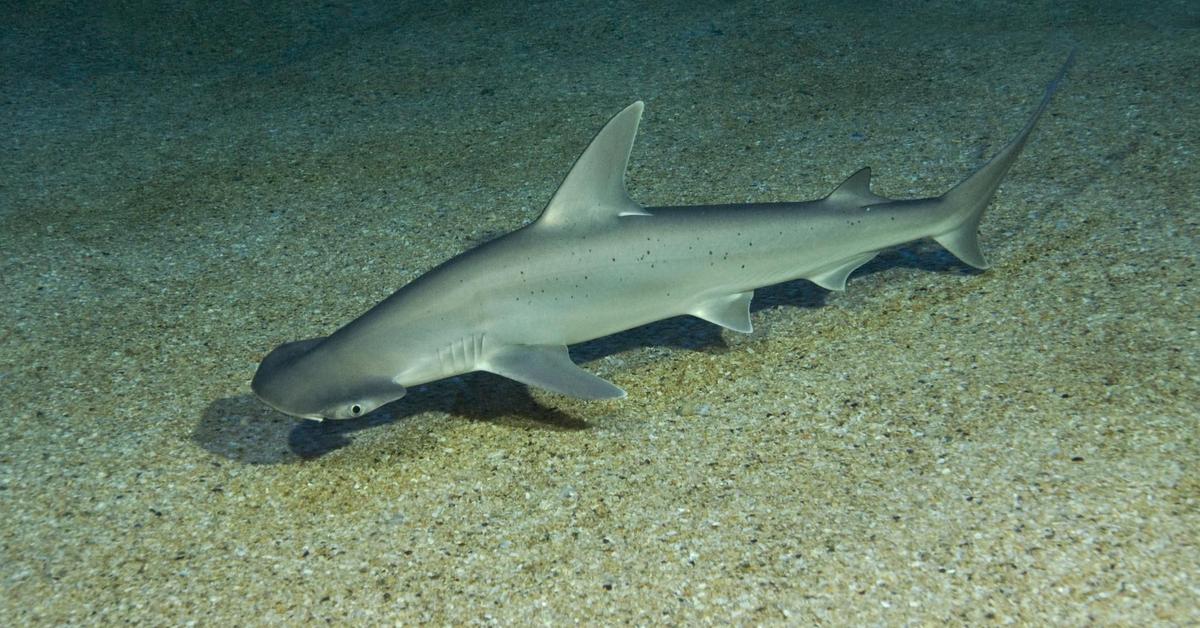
top-left (690, 291), bottom-right (754, 333)
top-left (808, 252), bottom-right (877, 291)
top-left (482, 345), bottom-right (625, 400)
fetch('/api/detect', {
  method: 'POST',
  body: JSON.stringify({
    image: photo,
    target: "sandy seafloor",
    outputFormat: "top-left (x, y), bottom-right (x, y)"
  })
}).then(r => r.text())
top-left (2, 0), bottom-right (1197, 624)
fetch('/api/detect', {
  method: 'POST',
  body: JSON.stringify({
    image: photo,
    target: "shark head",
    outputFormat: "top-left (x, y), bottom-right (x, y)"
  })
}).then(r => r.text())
top-left (251, 336), bottom-right (408, 421)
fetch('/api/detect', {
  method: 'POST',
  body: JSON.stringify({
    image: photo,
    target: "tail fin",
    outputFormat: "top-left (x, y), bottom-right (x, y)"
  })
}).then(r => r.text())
top-left (935, 51), bottom-right (1075, 269)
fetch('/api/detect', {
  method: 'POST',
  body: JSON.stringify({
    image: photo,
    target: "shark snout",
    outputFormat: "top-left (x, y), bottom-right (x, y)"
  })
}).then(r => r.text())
top-left (251, 335), bottom-right (409, 421)
top-left (251, 337), bottom-right (329, 420)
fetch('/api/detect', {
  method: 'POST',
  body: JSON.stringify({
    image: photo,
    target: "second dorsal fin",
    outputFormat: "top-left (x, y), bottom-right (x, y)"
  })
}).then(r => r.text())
top-left (824, 167), bottom-right (889, 207)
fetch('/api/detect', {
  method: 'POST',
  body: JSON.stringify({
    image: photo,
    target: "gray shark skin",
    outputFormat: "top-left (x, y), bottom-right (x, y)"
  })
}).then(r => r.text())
top-left (252, 56), bottom-right (1072, 421)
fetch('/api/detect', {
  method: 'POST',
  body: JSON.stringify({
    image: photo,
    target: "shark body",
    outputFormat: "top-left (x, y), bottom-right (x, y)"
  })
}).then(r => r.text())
top-left (253, 57), bottom-right (1071, 421)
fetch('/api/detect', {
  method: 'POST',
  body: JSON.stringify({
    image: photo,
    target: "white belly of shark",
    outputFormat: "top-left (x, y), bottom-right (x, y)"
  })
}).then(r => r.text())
top-left (251, 55), bottom-right (1073, 422)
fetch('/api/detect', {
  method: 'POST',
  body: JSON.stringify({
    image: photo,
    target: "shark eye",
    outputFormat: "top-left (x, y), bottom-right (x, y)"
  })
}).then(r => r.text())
top-left (350, 404), bottom-right (362, 416)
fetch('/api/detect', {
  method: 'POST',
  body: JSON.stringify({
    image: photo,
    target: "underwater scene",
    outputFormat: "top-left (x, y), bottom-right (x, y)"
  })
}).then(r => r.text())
top-left (1, 0), bottom-right (1197, 623)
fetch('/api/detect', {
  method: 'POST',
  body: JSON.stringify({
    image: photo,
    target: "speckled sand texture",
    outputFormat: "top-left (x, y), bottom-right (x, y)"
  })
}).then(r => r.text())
top-left (2, 0), bottom-right (1197, 624)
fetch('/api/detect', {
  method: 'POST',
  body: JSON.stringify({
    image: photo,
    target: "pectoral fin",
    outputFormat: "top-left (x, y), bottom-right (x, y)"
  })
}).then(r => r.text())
top-left (482, 345), bottom-right (626, 400)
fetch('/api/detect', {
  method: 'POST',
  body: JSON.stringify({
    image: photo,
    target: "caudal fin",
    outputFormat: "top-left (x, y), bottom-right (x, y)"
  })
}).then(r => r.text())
top-left (935, 51), bottom-right (1075, 269)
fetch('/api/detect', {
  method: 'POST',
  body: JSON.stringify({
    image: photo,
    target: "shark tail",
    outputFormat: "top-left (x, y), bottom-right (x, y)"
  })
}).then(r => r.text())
top-left (934, 51), bottom-right (1074, 269)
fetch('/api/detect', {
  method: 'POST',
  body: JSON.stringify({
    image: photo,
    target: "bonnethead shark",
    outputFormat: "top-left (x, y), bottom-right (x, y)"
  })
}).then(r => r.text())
top-left (253, 56), bottom-right (1072, 421)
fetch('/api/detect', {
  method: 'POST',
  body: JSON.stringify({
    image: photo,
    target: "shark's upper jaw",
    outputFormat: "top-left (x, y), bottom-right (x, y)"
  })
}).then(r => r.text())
top-left (255, 393), bottom-right (326, 422)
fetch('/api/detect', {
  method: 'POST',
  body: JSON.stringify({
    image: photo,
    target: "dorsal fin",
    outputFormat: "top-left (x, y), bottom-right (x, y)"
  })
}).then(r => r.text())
top-left (535, 101), bottom-right (652, 229)
top-left (824, 167), bottom-right (889, 207)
